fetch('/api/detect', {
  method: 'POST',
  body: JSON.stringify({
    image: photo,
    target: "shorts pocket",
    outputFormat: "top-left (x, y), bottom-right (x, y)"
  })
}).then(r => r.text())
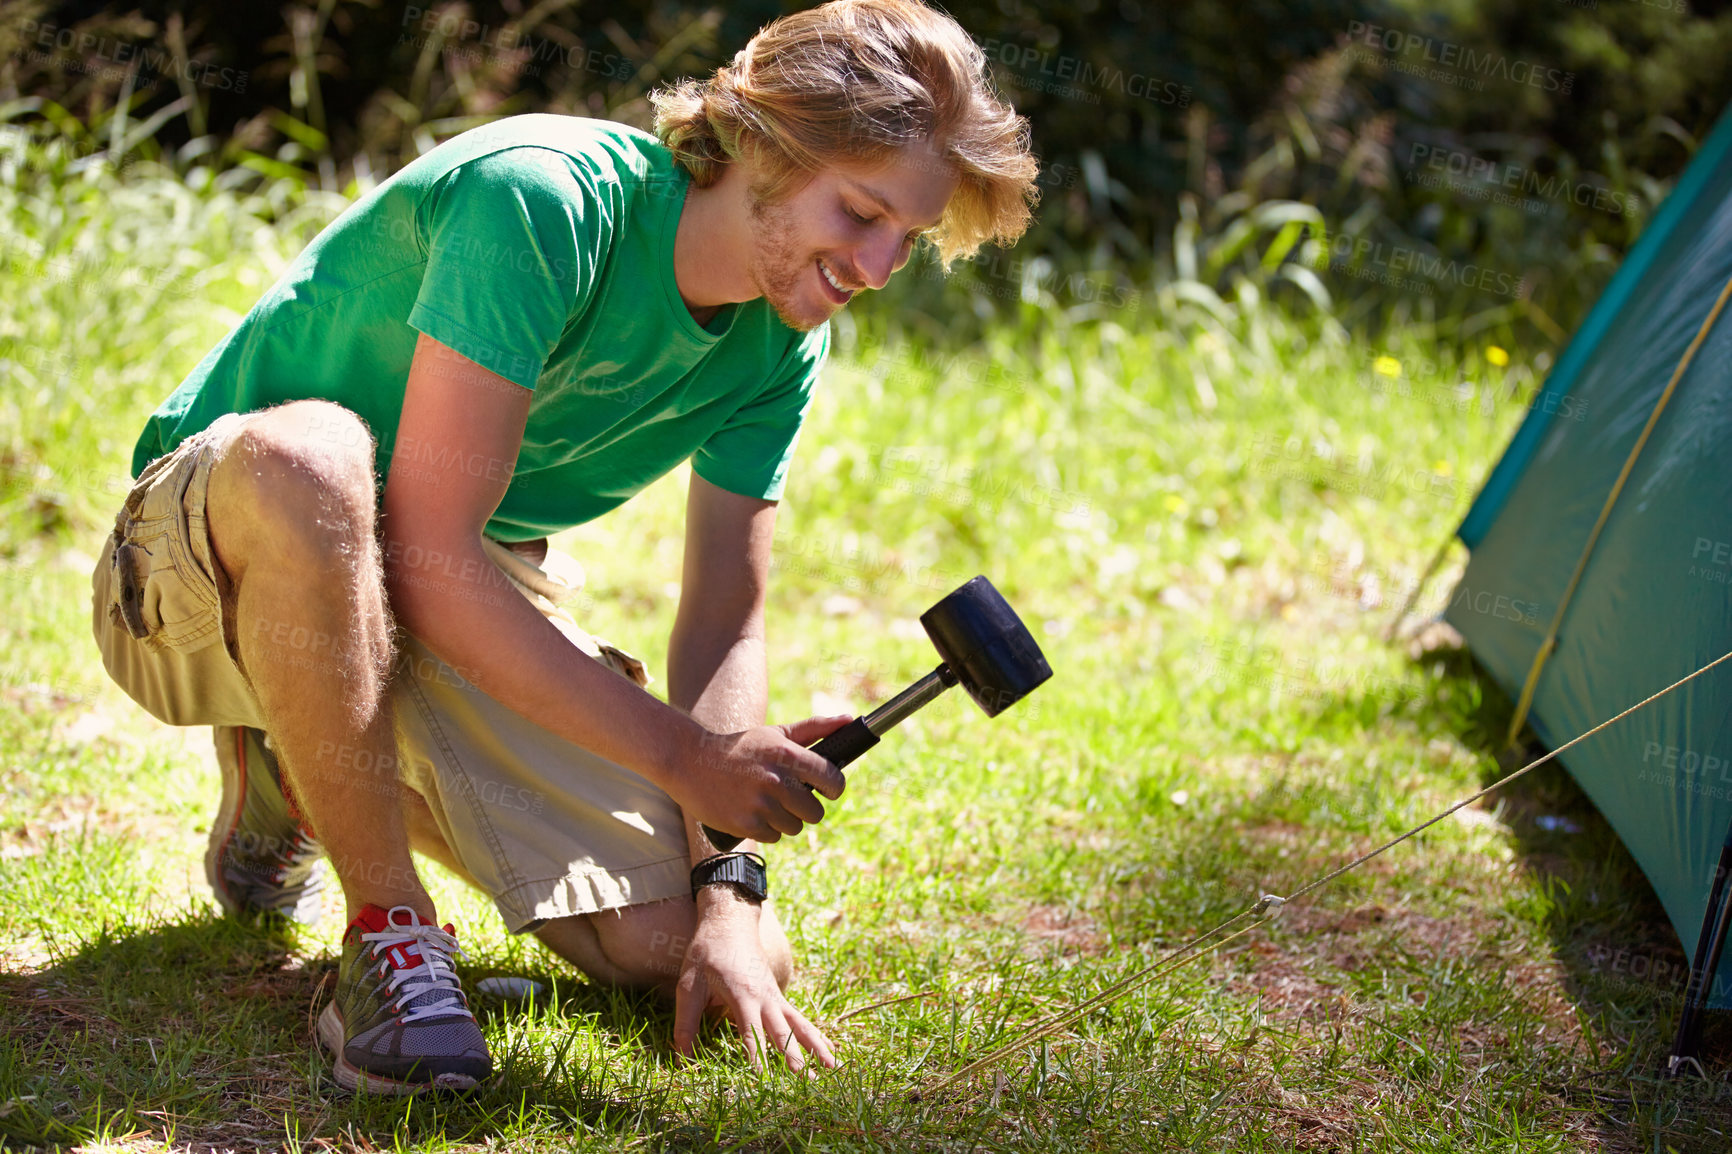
top-left (107, 516), bottom-right (223, 652)
top-left (105, 432), bottom-right (226, 654)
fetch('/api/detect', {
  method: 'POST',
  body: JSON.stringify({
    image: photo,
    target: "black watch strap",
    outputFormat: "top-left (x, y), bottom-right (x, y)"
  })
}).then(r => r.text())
top-left (690, 852), bottom-right (768, 902)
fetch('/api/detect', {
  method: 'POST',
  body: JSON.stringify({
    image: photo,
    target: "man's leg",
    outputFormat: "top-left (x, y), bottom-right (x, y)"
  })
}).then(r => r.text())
top-left (534, 900), bottom-right (794, 996)
top-left (206, 399), bottom-right (490, 1095)
top-left (394, 788), bottom-right (791, 998)
top-left (205, 399), bottom-right (430, 923)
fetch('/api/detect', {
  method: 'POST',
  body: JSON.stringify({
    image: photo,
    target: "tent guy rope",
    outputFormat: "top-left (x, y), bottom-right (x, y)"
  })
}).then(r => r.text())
top-left (921, 645), bottom-right (1732, 1097)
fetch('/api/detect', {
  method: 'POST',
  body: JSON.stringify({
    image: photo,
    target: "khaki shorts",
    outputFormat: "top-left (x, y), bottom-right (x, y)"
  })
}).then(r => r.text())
top-left (92, 411), bottom-right (689, 932)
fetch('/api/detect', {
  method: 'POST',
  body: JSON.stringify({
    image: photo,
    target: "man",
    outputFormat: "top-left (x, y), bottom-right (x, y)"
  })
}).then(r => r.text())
top-left (91, 0), bottom-right (1037, 1093)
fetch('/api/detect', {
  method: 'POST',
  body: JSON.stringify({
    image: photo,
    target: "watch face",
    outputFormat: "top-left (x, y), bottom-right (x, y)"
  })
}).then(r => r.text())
top-left (738, 855), bottom-right (768, 898)
top-left (693, 852), bottom-right (769, 901)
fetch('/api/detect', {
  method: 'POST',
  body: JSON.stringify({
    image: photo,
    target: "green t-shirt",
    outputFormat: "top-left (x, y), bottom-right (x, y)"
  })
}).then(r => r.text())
top-left (132, 114), bottom-right (828, 541)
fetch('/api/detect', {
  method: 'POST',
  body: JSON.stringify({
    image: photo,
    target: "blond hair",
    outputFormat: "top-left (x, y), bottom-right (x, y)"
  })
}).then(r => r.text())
top-left (650, 0), bottom-right (1038, 268)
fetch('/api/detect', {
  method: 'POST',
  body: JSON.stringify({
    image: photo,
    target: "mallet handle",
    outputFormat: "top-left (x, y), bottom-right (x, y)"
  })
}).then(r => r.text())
top-left (809, 715), bottom-right (884, 765)
top-left (700, 666), bottom-right (956, 853)
top-left (700, 720), bottom-right (880, 853)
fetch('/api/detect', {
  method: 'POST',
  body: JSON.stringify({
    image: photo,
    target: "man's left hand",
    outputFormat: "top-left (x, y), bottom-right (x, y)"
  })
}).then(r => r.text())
top-left (671, 892), bottom-right (837, 1073)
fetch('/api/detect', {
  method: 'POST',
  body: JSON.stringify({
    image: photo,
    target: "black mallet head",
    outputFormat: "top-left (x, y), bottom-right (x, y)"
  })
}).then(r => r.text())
top-left (920, 575), bottom-right (1052, 717)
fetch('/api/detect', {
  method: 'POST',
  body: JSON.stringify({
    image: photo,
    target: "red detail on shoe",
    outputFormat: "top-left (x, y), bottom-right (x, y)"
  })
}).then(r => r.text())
top-left (344, 904), bottom-right (459, 955)
top-left (346, 903), bottom-right (396, 940)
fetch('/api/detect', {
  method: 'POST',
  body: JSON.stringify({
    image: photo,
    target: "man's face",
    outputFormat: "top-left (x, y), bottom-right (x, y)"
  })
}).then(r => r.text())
top-left (743, 140), bottom-right (960, 332)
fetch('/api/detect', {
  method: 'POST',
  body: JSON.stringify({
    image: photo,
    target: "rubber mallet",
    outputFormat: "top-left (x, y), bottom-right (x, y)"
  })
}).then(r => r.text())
top-left (703, 575), bottom-right (1052, 851)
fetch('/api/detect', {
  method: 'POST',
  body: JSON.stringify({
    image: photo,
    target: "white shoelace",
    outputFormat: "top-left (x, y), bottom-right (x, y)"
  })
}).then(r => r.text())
top-left (361, 907), bottom-right (474, 1024)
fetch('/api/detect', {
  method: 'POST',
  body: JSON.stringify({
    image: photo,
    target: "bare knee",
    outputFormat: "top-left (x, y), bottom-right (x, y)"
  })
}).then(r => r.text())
top-left (589, 899), bottom-right (695, 994)
top-left (209, 401), bottom-right (380, 578)
top-left (537, 898), bottom-right (794, 994)
top-left (533, 900), bottom-right (691, 995)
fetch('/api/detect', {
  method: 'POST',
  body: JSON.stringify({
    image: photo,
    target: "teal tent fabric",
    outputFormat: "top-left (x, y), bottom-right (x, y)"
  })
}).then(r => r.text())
top-left (1447, 104), bottom-right (1732, 1006)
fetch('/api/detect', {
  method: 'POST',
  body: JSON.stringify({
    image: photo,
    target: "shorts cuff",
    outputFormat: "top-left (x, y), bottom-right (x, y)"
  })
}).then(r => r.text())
top-left (494, 853), bottom-right (691, 934)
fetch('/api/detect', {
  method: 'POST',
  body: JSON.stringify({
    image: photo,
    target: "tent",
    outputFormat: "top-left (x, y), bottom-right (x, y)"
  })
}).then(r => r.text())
top-left (1443, 101), bottom-right (1732, 1073)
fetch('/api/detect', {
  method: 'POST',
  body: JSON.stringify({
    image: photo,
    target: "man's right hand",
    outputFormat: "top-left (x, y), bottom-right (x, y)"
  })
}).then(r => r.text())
top-left (679, 714), bottom-right (853, 843)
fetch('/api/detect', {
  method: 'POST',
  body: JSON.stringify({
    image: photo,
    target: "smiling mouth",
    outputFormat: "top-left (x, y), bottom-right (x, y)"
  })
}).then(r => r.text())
top-left (818, 258), bottom-right (855, 302)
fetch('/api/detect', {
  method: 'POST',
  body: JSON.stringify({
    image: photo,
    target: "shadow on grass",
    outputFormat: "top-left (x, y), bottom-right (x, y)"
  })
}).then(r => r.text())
top-left (1425, 644), bottom-right (1732, 1151)
top-left (1239, 641), bottom-right (1732, 1150)
top-left (0, 911), bottom-right (696, 1151)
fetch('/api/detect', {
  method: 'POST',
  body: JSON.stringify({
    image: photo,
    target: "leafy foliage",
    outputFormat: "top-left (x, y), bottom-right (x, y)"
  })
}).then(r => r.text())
top-left (1, 0), bottom-right (1729, 349)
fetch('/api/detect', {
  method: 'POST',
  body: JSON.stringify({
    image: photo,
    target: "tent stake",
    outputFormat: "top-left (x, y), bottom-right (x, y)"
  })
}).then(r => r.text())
top-left (1382, 533), bottom-right (1455, 643)
top-left (1667, 814), bottom-right (1732, 1077)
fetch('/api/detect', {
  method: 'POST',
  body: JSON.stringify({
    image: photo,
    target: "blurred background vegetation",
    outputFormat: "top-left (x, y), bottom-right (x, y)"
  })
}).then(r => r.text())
top-left (1, 0), bottom-right (1728, 355)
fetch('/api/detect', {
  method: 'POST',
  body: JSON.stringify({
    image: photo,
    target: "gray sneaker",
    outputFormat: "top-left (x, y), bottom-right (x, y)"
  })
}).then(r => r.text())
top-left (205, 726), bottom-right (327, 925)
top-left (317, 904), bottom-right (493, 1094)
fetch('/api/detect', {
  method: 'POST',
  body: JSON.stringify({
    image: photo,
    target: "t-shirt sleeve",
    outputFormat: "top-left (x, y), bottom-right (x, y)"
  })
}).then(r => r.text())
top-left (691, 322), bottom-right (829, 501)
top-left (407, 148), bottom-right (610, 390)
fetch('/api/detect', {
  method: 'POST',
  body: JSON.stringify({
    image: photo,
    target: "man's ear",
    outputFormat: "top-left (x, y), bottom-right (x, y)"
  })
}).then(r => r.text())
top-left (742, 148), bottom-right (822, 210)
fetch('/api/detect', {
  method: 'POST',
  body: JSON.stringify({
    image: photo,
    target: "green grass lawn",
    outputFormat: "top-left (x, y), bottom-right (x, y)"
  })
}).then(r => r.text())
top-left (5, 132), bottom-right (1732, 1153)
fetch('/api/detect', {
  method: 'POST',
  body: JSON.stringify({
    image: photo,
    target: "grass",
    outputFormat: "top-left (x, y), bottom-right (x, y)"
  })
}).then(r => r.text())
top-left (4, 121), bottom-right (1732, 1152)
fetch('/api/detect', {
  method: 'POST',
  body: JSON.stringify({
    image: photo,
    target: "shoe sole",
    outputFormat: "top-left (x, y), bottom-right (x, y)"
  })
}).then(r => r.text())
top-left (316, 1002), bottom-right (483, 1095)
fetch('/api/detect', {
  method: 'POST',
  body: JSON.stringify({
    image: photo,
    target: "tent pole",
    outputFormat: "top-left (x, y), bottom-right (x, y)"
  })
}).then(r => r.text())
top-left (1504, 271), bottom-right (1732, 749)
top-left (1666, 815), bottom-right (1732, 1077)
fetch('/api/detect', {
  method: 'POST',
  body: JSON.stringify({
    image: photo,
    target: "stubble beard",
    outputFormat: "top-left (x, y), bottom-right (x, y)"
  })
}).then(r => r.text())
top-left (746, 191), bottom-right (827, 333)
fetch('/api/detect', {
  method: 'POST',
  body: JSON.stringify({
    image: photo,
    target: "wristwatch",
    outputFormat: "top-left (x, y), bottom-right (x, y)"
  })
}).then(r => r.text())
top-left (690, 852), bottom-right (768, 902)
